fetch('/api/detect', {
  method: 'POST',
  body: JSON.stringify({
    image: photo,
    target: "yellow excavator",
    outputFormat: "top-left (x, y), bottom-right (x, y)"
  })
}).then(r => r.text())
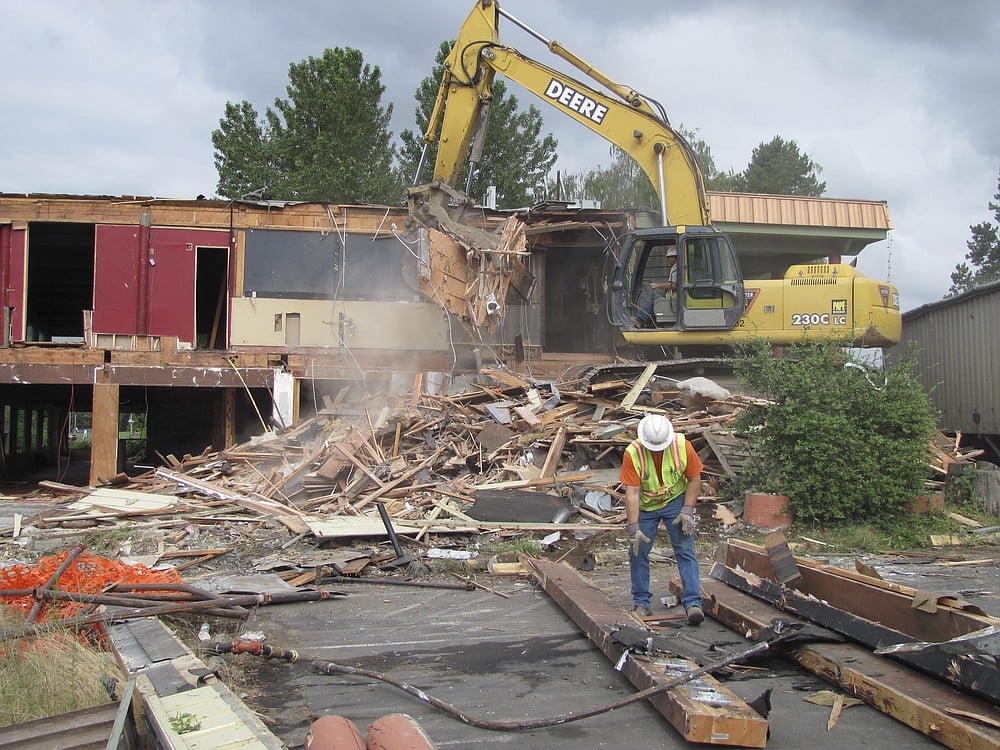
top-left (406, 0), bottom-right (901, 348)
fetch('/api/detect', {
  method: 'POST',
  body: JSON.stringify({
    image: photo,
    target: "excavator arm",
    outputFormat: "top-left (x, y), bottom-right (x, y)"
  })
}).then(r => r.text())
top-left (412, 0), bottom-right (710, 228)
top-left (407, 1), bottom-right (901, 349)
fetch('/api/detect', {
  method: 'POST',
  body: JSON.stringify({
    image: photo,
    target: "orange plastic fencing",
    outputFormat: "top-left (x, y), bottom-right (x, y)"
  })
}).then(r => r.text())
top-left (0, 550), bottom-right (183, 621)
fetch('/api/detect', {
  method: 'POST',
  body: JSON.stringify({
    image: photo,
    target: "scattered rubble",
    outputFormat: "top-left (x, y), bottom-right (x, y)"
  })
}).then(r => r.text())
top-left (1, 361), bottom-right (762, 577)
top-left (2, 362), bottom-right (997, 749)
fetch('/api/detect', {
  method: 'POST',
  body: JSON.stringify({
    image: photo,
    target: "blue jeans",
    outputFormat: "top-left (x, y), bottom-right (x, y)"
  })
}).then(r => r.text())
top-left (630, 496), bottom-right (702, 610)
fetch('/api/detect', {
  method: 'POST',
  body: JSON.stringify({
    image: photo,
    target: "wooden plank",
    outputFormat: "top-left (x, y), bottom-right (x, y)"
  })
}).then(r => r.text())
top-left (528, 559), bottom-right (768, 747)
top-left (480, 366), bottom-right (531, 390)
top-left (709, 562), bottom-right (1000, 705)
top-left (685, 577), bottom-right (1000, 750)
top-left (539, 426), bottom-right (566, 479)
top-left (537, 403), bottom-right (577, 425)
top-left (90, 382), bottom-right (120, 485)
top-left (619, 363), bottom-right (658, 411)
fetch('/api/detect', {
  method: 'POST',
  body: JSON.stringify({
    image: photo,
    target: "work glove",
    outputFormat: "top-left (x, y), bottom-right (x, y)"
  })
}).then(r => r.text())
top-left (627, 522), bottom-right (651, 556)
top-left (673, 506), bottom-right (697, 537)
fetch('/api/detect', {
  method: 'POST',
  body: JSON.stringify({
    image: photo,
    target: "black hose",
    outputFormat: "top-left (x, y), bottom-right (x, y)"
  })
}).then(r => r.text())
top-left (213, 637), bottom-right (771, 731)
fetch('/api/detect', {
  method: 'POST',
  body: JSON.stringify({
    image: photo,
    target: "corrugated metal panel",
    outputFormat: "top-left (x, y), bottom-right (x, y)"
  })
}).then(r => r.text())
top-left (0, 701), bottom-right (120, 750)
top-left (892, 284), bottom-right (1000, 434)
top-left (708, 192), bottom-right (891, 230)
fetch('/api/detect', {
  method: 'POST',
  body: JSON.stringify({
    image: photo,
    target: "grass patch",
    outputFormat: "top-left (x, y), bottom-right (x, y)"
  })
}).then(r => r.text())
top-left (487, 538), bottom-right (544, 557)
top-left (82, 527), bottom-right (136, 555)
top-left (778, 507), bottom-right (994, 554)
top-left (0, 606), bottom-right (124, 726)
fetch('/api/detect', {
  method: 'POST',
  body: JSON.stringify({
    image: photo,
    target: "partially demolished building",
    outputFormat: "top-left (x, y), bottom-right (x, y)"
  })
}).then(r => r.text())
top-left (0, 192), bottom-right (890, 484)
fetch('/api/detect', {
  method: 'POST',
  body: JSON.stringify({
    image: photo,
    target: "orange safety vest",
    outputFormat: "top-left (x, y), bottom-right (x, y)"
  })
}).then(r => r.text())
top-left (625, 435), bottom-right (688, 512)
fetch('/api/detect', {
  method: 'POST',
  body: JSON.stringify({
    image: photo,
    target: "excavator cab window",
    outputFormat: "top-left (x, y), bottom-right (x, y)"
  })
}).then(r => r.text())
top-left (625, 238), bottom-right (678, 327)
top-left (684, 236), bottom-right (740, 301)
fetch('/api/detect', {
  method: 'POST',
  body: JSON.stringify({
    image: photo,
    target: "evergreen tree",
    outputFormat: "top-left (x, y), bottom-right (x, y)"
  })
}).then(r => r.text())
top-left (732, 135), bottom-right (826, 196)
top-left (212, 101), bottom-right (275, 200)
top-left (398, 41), bottom-right (557, 208)
top-left (948, 167), bottom-right (1000, 296)
top-left (213, 47), bottom-right (398, 204)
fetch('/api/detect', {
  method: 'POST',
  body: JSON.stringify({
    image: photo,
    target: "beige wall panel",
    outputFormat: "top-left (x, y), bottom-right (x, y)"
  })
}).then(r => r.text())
top-left (230, 298), bottom-right (449, 350)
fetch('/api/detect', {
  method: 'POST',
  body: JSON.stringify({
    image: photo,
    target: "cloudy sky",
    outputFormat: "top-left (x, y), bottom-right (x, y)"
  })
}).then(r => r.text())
top-left (2, 0), bottom-right (997, 311)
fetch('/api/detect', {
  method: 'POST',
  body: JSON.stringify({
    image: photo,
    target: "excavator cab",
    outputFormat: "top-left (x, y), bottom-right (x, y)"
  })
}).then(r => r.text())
top-left (611, 226), bottom-right (745, 332)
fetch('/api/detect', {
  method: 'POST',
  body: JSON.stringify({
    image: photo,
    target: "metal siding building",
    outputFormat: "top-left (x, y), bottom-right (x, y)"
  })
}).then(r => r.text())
top-left (891, 281), bottom-right (1000, 435)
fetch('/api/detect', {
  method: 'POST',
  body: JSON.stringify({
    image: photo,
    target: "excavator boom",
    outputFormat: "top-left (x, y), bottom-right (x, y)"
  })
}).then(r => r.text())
top-left (408, 0), bottom-right (901, 350)
top-left (415, 0), bottom-right (709, 228)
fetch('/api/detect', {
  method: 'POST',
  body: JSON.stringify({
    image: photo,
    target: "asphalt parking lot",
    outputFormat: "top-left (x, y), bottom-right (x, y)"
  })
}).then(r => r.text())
top-left (215, 546), bottom-right (995, 749)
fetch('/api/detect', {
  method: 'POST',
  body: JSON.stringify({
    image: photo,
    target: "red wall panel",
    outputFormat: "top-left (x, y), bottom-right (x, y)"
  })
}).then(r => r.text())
top-left (147, 228), bottom-right (228, 342)
top-left (92, 225), bottom-right (228, 343)
top-left (5, 227), bottom-right (27, 341)
top-left (93, 224), bottom-right (141, 334)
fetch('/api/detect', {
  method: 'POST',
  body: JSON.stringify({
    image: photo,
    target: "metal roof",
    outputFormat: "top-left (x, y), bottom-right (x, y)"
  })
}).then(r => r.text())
top-left (902, 278), bottom-right (1000, 321)
top-left (708, 192), bottom-right (892, 230)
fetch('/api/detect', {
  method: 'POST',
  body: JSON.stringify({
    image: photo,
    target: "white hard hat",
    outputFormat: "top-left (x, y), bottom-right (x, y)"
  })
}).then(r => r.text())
top-left (637, 414), bottom-right (675, 451)
top-left (665, 246), bottom-right (677, 258)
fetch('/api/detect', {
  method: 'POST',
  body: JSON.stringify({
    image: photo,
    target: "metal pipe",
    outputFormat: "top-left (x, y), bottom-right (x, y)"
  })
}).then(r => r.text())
top-left (26, 542), bottom-right (85, 624)
top-left (375, 502), bottom-right (406, 558)
top-left (1, 588), bottom-right (346, 642)
top-left (413, 142), bottom-right (429, 185)
top-left (654, 142), bottom-right (668, 226)
top-left (110, 582), bottom-right (226, 600)
top-left (35, 590), bottom-right (247, 620)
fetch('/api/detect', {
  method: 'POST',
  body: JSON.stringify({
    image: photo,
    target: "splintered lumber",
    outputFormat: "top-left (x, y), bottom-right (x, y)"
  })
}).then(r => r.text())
top-left (723, 540), bottom-right (998, 636)
top-left (527, 559), bottom-right (768, 747)
top-left (539, 426), bottom-right (566, 479)
top-left (682, 577), bottom-right (1000, 750)
top-left (619, 363), bottom-right (658, 411)
top-left (764, 531), bottom-right (802, 586)
top-left (709, 562), bottom-right (1000, 705)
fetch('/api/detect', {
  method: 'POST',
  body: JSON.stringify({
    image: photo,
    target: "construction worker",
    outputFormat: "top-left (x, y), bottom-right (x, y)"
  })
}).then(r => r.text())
top-left (638, 243), bottom-right (678, 326)
top-left (621, 413), bottom-right (704, 625)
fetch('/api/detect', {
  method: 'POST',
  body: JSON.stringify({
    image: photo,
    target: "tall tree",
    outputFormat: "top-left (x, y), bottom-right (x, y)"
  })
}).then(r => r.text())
top-left (213, 47), bottom-right (398, 204)
top-left (949, 167), bottom-right (1000, 296)
top-left (398, 41), bottom-right (558, 208)
top-left (580, 146), bottom-right (658, 210)
top-left (731, 135), bottom-right (826, 196)
top-left (679, 125), bottom-right (739, 192)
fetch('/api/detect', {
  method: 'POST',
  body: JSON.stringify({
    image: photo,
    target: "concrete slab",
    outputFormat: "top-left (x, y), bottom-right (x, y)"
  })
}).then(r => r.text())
top-left (227, 562), bottom-right (947, 749)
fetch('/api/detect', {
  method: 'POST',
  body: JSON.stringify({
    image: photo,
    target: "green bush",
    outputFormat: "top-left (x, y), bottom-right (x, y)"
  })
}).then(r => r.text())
top-left (730, 340), bottom-right (937, 525)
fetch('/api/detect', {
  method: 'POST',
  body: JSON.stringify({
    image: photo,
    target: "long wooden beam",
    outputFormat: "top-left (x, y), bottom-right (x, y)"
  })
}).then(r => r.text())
top-left (724, 540), bottom-right (996, 639)
top-left (527, 559), bottom-right (768, 747)
top-left (709, 562), bottom-right (999, 705)
top-left (678, 576), bottom-right (1000, 750)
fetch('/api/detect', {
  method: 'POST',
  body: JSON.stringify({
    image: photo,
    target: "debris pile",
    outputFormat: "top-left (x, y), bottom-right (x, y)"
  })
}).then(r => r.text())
top-left (3, 362), bottom-right (758, 563)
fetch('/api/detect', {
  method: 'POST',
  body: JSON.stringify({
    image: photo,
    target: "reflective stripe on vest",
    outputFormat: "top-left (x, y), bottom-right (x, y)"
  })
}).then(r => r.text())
top-left (625, 435), bottom-right (688, 512)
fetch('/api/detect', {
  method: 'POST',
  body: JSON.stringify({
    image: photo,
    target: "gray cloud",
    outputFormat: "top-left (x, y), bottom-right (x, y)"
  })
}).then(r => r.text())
top-left (0, 0), bottom-right (997, 310)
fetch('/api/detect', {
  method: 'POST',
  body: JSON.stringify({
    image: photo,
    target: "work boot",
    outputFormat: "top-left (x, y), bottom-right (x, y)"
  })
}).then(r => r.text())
top-left (631, 605), bottom-right (653, 618)
top-left (686, 605), bottom-right (704, 626)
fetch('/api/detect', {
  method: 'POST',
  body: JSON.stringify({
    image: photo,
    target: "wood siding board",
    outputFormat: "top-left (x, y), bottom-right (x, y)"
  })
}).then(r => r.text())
top-left (707, 193), bottom-right (891, 231)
